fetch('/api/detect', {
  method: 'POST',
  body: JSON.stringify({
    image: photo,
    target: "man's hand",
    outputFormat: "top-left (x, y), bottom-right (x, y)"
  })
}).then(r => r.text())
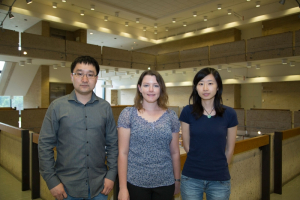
top-left (50, 183), bottom-right (67, 200)
top-left (101, 178), bottom-right (114, 195)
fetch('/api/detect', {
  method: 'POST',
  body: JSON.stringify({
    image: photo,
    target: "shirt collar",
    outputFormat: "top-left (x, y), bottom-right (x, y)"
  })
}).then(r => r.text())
top-left (68, 90), bottom-right (99, 104)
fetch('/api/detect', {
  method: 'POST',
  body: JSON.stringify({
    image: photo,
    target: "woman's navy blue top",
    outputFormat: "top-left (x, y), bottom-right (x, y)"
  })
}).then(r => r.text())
top-left (179, 105), bottom-right (238, 181)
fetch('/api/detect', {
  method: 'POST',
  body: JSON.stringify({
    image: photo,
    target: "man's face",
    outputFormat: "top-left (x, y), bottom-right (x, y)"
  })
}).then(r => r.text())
top-left (71, 63), bottom-right (98, 96)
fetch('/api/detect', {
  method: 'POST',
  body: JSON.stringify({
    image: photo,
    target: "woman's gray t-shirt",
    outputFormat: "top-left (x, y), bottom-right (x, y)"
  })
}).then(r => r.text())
top-left (117, 107), bottom-right (180, 188)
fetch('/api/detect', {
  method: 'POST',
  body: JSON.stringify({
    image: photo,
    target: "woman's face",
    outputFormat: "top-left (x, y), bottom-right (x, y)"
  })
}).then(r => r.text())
top-left (138, 75), bottom-right (161, 104)
top-left (196, 74), bottom-right (218, 101)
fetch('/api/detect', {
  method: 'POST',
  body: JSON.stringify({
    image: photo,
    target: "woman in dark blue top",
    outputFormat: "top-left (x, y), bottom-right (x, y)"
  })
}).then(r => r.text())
top-left (179, 67), bottom-right (238, 200)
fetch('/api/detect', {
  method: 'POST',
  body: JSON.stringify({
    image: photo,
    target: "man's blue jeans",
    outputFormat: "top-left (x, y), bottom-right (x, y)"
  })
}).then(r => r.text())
top-left (180, 174), bottom-right (231, 200)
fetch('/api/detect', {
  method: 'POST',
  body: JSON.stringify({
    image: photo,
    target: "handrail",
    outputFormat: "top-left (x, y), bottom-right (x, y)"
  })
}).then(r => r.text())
top-left (234, 135), bottom-right (269, 154)
top-left (282, 127), bottom-right (300, 140)
top-left (0, 122), bottom-right (23, 137)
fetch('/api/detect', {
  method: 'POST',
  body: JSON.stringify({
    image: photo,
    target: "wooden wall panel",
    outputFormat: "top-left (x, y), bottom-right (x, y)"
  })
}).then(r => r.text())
top-left (0, 29), bottom-right (19, 56)
top-left (210, 40), bottom-right (246, 65)
top-left (234, 108), bottom-right (245, 130)
top-left (246, 110), bottom-right (292, 133)
top-left (247, 32), bottom-right (293, 61)
top-left (0, 110), bottom-right (19, 127)
top-left (262, 14), bottom-right (300, 36)
top-left (21, 109), bottom-right (47, 133)
top-left (102, 46), bottom-right (131, 68)
top-left (295, 111), bottom-right (300, 128)
top-left (295, 29), bottom-right (300, 56)
top-left (66, 41), bottom-right (102, 64)
top-left (156, 52), bottom-right (180, 70)
top-left (132, 52), bottom-right (156, 70)
top-left (21, 32), bottom-right (65, 60)
top-left (135, 28), bottom-right (241, 55)
top-left (180, 47), bottom-right (209, 68)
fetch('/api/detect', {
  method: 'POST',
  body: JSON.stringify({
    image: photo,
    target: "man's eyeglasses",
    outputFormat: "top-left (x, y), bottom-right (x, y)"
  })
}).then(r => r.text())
top-left (72, 72), bottom-right (97, 79)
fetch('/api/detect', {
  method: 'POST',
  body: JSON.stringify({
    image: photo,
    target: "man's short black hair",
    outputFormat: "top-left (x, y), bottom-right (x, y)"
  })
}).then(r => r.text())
top-left (70, 56), bottom-right (100, 75)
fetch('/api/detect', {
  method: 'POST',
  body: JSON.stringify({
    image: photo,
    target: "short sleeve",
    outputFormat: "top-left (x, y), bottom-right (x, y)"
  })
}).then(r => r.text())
top-left (117, 107), bottom-right (132, 129)
top-left (226, 107), bottom-right (238, 128)
top-left (179, 105), bottom-right (191, 124)
top-left (169, 110), bottom-right (180, 133)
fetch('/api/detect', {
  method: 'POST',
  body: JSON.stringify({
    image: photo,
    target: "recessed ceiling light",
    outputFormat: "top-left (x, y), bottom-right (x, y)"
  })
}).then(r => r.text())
top-left (148, 67), bottom-right (151, 70)
top-left (61, 62), bottom-right (66, 67)
top-left (62, 0), bottom-right (66, 3)
top-left (282, 59), bottom-right (287, 64)
top-left (80, 10), bottom-right (84, 16)
top-left (228, 9), bottom-right (232, 15)
top-left (256, 1), bottom-right (260, 7)
top-left (165, 27), bottom-right (168, 31)
top-left (256, 64), bottom-right (260, 69)
top-left (204, 16), bottom-right (208, 21)
top-left (183, 22), bottom-right (187, 26)
top-left (227, 67), bottom-right (232, 72)
top-left (90, 32), bottom-right (93, 35)
top-left (143, 27), bottom-right (146, 31)
top-left (115, 12), bottom-right (119, 17)
top-left (26, 59), bottom-right (32, 64)
top-left (53, 64), bottom-right (58, 69)
top-left (218, 65), bottom-right (222, 70)
top-left (52, 2), bottom-right (57, 8)
top-left (247, 62), bottom-right (251, 68)
top-left (217, 4), bottom-right (222, 10)
top-left (125, 22), bottom-right (129, 26)
top-left (91, 5), bottom-right (95, 10)
top-left (23, 51), bottom-right (27, 55)
top-left (193, 11), bottom-right (197, 17)
top-left (172, 18), bottom-right (176, 23)
top-left (290, 61), bottom-right (295, 67)
top-left (154, 30), bottom-right (157, 34)
top-left (154, 23), bottom-right (157, 28)
top-left (26, 0), bottom-right (32, 4)
top-left (104, 16), bottom-right (108, 21)
top-left (136, 18), bottom-right (139, 23)
top-left (19, 61), bottom-right (25, 66)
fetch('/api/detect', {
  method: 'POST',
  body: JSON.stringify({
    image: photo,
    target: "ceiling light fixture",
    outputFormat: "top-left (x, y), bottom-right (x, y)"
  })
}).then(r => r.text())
top-left (26, 0), bottom-right (33, 4)
top-left (228, 9), bottom-right (232, 15)
top-left (247, 0), bottom-right (251, 1)
top-left (18, 46), bottom-right (22, 51)
top-left (256, 1), bottom-right (260, 7)
top-left (204, 16), bottom-right (208, 21)
top-left (279, 0), bottom-right (285, 5)
top-left (23, 51), bottom-right (27, 55)
top-left (80, 10), bottom-right (84, 16)
top-left (19, 61), bottom-right (25, 66)
top-left (217, 4), bottom-right (222, 10)
top-left (91, 5), bottom-right (95, 10)
top-left (290, 61), bottom-right (295, 67)
top-left (154, 30), bottom-right (157, 34)
top-left (148, 67), bottom-right (151, 70)
top-left (256, 64), bottom-right (260, 69)
top-left (183, 22), bottom-right (187, 26)
top-left (154, 23), bottom-right (157, 28)
top-left (53, 64), bottom-right (58, 69)
top-left (52, 2), bottom-right (57, 8)
top-left (165, 27), bottom-right (168, 31)
top-left (104, 16), bottom-right (108, 21)
top-left (282, 59), bottom-right (287, 64)
top-left (143, 27), bottom-right (146, 31)
top-left (115, 12), bottom-right (119, 17)
top-left (62, 0), bottom-right (66, 2)
top-left (125, 22), bottom-right (129, 26)
top-left (172, 18), bottom-right (176, 23)
top-left (26, 59), bottom-right (32, 64)
top-left (193, 11), bottom-right (197, 17)
top-left (247, 62), bottom-right (252, 68)
top-left (136, 18), bottom-right (139, 23)
top-left (90, 32), bottom-right (93, 35)
top-left (218, 65), bottom-right (222, 70)
top-left (61, 62), bottom-right (65, 67)
top-left (227, 67), bottom-right (232, 72)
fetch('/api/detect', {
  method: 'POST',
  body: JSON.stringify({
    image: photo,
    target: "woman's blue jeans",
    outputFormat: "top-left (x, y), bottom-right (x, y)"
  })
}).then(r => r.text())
top-left (180, 174), bottom-right (231, 200)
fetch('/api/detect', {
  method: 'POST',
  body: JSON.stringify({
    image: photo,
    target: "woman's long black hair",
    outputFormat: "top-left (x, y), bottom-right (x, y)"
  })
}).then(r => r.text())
top-left (189, 67), bottom-right (225, 119)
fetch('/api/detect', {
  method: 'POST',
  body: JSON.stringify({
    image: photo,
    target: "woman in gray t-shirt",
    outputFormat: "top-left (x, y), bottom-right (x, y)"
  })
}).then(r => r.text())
top-left (117, 70), bottom-right (181, 200)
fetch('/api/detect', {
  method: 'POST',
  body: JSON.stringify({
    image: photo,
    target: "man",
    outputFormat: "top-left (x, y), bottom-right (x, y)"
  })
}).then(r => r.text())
top-left (38, 56), bottom-right (118, 200)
